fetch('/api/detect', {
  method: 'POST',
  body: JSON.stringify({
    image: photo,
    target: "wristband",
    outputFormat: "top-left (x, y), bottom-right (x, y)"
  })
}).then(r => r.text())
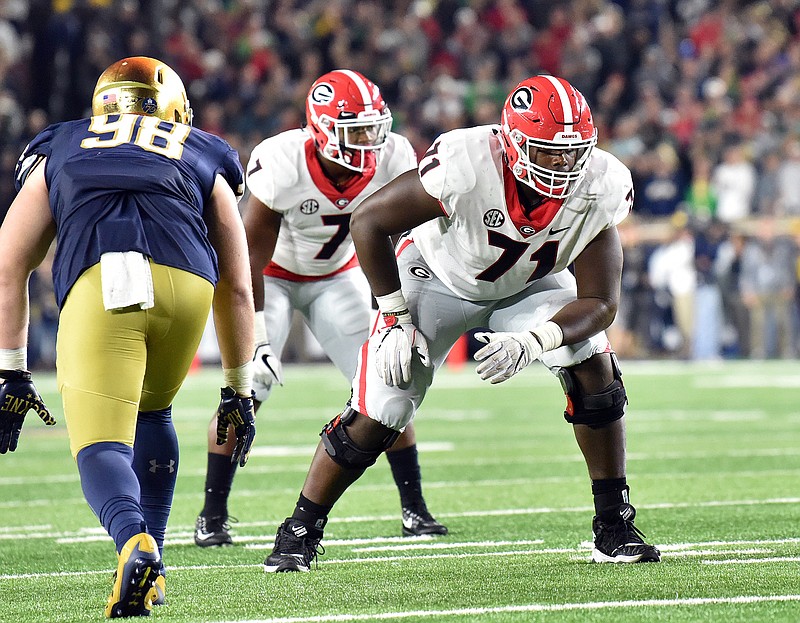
top-left (0, 347), bottom-right (27, 371)
top-left (531, 321), bottom-right (563, 352)
top-left (223, 361), bottom-right (253, 397)
top-left (253, 310), bottom-right (269, 345)
top-left (375, 289), bottom-right (412, 325)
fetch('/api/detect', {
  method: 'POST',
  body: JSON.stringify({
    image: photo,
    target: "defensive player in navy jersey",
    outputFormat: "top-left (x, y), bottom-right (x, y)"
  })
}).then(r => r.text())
top-left (0, 57), bottom-right (257, 617)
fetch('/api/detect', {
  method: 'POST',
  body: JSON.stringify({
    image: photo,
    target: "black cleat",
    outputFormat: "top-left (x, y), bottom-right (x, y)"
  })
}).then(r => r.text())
top-left (105, 533), bottom-right (161, 618)
top-left (402, 506), bottom-right (449, 536)
top-left (263, 519), bottom-right (324, 573)
top-left (591, 503), bottom-right (661, 563)
top-left (194, 514), bottom-right (236, 547)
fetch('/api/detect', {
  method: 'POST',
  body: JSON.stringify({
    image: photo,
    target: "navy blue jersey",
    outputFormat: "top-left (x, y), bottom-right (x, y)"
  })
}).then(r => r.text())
top-left (15, 114), bottom-right (244, 307)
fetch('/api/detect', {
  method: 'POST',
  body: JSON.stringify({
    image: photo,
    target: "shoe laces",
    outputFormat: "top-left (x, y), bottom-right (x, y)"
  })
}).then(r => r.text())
top-left (403, 506), bottom-right (433, 523)
top-left (200, 514), bottom-right (238, 533)
top-left (616, 519), bottom-right (648, 544)
top-left (597, 515), bottom-right (648, 546)
top-left (278, 523), bottom-right (325, 568)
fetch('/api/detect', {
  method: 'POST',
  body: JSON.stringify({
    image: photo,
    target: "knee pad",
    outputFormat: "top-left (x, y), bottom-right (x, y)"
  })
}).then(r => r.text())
top-left (320, 406), bottom-right (400, 470)
top-left (558, 354), bottom-right (627, 429)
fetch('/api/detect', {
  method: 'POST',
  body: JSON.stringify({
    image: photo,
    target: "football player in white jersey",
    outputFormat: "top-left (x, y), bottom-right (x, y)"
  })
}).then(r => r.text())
top-left (263, 74), bottom-right (660, 572)
top-left (195, 70), bottom-right (447, 547)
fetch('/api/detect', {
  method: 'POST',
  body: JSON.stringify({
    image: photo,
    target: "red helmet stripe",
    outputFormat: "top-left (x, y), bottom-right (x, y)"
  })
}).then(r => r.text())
top-left (543, 74), bottom-right (574, 130)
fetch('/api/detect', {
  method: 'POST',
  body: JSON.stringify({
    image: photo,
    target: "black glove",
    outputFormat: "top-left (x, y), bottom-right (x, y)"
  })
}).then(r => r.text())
top-left (0, 369), bottom-right (55, 454)
top-left (215, 386), bottom-right (256, 467)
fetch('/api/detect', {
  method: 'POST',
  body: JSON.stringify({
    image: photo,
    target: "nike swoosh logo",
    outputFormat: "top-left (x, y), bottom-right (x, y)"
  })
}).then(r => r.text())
top-left (195, 531), bottom-right (216, 541)
top-left (549, 226), bottom-right (570, 235)
top-left (402, 516), bottom-right (414, 529)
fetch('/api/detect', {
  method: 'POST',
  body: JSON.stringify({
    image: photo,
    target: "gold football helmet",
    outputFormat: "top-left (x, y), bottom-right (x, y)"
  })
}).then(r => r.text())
top-left (92, 56), bottom-right (193, 125)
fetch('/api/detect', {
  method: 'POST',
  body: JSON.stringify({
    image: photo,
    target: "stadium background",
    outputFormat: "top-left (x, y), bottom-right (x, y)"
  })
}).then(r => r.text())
top-left (1, 0), bottom-right (799, 366)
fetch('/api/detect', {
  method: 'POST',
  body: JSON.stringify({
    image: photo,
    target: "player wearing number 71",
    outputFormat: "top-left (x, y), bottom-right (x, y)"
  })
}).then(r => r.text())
top-left (263, 74), bottom-right (660, 572)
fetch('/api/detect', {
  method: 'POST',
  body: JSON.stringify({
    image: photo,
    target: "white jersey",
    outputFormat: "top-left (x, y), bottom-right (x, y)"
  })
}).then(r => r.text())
top-left (414, 125), bottom-right (633, 301)
top-left (246, 128), bottom-right (417, 278)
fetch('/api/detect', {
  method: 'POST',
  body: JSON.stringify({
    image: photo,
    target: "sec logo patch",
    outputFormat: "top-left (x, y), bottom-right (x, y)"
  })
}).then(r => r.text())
top-left (483, 209), bottom-right (505, 227)
top-left (300, 199), bottom-right (320, 214)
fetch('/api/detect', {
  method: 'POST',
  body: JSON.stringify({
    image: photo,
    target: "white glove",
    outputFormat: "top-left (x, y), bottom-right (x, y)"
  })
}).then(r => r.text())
top-left (373, 318), bottom-right (431, 386)
top-left (253, 342), bottom-right (283, 390)
top-left (474, 322), bottom-right (563, 384)
top-left (251, 310), bottom-right (282, 399)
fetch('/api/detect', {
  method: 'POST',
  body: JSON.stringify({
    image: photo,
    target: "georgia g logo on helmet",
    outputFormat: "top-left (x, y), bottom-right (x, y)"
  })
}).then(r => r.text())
top-left (509, 87), bottom-right (534, 112)
top-left (310, 83), bottom-right (335, 106)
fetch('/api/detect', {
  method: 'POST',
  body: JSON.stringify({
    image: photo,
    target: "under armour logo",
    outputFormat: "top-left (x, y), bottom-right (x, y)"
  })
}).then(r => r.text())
top-left (149, 459), bottom-right (176, 473)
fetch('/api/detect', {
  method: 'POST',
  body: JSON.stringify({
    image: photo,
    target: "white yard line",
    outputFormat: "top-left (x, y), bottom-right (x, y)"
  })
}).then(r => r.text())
top-left (214, 595), bottom-right (800, 623)
top-left (4, 498), bottom-right (800, 539)
top-left (2, 538), bottom-right (799, 581)
top-left (703, 557), bottom-right (800, 564)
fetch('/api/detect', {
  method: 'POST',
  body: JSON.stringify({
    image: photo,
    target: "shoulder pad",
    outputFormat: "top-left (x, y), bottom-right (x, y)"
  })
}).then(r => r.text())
top-left (383, 133), bottom-right (418, 173)
top-left (418, 128), bottom-right (486, 202)
top-left (581, 149), bottom-right (634, 225)
top-left (246, 131), bottom-right (304, 206)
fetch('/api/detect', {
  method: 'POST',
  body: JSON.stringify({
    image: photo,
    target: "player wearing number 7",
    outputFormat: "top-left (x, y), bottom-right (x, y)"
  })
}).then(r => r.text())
top-left (263, 74), bottom-right (660, 572)
top-left (0, 57), bottom-right (257, 617)
top-left (194, 70), bottom-right (446, 548)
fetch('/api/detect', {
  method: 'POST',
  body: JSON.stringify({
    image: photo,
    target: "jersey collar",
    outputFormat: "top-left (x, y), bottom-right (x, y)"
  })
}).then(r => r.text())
top-left (502, 164), bottom-right (564, 236)
top-left (305, 139), bottom-right (374, 209)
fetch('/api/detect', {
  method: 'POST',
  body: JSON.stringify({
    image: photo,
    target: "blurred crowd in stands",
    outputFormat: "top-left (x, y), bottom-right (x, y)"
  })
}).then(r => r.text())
top-left (1, 0), bottom-right (800, 366)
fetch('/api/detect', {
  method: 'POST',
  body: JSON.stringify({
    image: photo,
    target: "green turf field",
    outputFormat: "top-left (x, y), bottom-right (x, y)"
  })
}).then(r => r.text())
top-left (1, 360), bottom-right (799, 622)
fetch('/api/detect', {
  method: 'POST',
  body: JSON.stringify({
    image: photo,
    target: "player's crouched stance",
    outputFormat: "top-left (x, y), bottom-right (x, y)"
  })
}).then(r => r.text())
top-left (262, 74), bottom-right (659, 572)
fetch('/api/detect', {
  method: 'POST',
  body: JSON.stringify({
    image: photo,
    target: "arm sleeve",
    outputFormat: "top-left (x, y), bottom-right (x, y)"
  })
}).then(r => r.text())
top-left (220, 146), bottom-right (245, 202)
top-left (15, 126), bottom-right (56, 191)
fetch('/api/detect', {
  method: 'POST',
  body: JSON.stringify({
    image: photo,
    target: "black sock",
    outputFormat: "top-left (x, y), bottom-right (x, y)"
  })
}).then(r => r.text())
top-left (591, 478), bottom-right (629, 517)
top-left (200, 453), bottom-right (238, 518)
top-left (386, 445), bottom-right (426, 510)
top-left (291, 494), bottom-right (331, 535)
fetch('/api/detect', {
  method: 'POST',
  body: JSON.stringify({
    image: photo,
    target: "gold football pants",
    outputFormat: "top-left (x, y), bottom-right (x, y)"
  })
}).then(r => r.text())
top-left (57, 262), bottom-right (213, 457)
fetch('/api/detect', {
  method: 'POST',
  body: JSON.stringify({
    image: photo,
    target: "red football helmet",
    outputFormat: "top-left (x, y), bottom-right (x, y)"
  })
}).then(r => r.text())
top-left (500, 75), bottom-right (597, 198)
top-left (305, 69), bottom-right (392, 174)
